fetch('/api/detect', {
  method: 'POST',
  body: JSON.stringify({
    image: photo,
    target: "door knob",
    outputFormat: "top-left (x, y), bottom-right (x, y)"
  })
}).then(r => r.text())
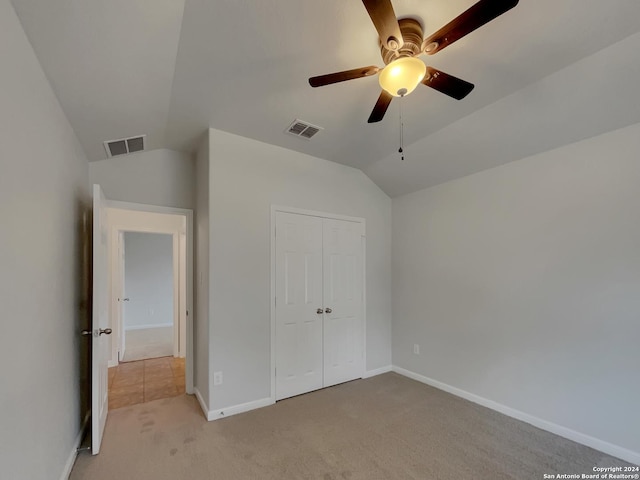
top-left (316, 308), bottom-right (323, 314)
top-left (81, 328), bottom-right (112, 336)
top-left (325, 307), bottom-right (332, 314)
top-left (122, 298), bottom-right (130, 302)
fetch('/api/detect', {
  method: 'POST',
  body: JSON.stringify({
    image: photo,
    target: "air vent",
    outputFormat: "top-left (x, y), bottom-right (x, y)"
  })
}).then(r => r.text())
top-left (104, 134), bottom-right (146, 158)
top-left (286, 119), bottom-right (323, 140)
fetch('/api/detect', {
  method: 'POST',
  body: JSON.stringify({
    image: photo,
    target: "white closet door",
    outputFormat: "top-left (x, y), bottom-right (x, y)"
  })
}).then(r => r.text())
top-left (275, 212), bottom-right (324, 400)
top-left (322, 218), bottom-right (364, 387)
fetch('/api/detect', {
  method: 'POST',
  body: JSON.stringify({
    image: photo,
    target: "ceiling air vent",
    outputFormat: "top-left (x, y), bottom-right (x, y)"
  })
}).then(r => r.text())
top-left (286, 119), bottom-right (323, 140)
top-left (103, 134), bottom-right (146, 158)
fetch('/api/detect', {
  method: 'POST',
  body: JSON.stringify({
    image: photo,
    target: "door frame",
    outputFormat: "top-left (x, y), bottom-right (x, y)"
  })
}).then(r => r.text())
top-left (116, 231), bottom-right (126, 361)
top-left (107, 200), bottom-right (194, 395)
top-left (270, 205), bottom-right (367, 403)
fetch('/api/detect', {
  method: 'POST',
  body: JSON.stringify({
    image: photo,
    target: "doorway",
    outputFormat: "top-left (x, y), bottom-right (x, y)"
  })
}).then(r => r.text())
top-left (105, 202), bottom-right (193, 410)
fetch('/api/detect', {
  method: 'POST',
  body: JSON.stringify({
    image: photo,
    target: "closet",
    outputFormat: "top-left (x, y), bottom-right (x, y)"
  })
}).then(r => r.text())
top-left (275, 211), bottom-right (364, 401)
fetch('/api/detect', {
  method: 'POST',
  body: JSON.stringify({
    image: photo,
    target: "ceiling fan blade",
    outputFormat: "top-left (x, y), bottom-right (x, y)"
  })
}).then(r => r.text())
top-left (362, 0), bottom-right (404, 51)
top-left (422, 67), bottom-right (474, 100)
top-left (368, 90), bottom-right (393, 123)
top-left (309, 66), bottom-right (380, 87)
top-left (422, 0), bottom-right (519, 55)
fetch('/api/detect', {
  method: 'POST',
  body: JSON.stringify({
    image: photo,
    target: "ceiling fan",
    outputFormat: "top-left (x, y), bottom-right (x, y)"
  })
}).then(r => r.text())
top-left (309, 0), bottom-right (519, 123)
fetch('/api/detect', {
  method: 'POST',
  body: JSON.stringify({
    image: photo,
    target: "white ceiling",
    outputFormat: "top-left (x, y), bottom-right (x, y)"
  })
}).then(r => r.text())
top-left (10, 0), bottom-right (640, 197)
top-left (10, 0), bottom-right (186, 161)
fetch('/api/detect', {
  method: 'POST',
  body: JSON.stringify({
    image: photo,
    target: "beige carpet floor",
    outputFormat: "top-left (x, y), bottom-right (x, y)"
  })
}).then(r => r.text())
top-left (71, 373), bottom-right (634, 479)
top-left (122, 326), bottom-right (173, 362)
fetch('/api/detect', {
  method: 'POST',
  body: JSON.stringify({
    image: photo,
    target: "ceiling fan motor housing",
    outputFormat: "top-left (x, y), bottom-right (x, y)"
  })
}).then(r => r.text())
top-left (380, 18), bottom-right (424, 64)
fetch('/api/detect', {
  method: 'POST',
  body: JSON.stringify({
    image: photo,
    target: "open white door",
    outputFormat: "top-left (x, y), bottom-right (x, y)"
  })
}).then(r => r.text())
top-left (92, 184), bottom-right (111, 454)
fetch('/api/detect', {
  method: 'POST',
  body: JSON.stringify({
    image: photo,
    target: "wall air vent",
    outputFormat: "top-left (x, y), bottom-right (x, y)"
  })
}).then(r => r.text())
top-left (103, 134), bottom-right (146, 158)
top-left (285, 119), bottom-right (323, 140)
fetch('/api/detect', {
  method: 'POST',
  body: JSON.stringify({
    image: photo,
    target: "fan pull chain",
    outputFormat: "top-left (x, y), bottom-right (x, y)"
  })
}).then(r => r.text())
top-left (398, 95), bottom-right (405, 161)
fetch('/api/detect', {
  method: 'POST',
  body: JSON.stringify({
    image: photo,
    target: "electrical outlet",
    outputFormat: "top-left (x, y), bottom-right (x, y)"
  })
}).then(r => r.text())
top-left (213, 371), bottom-right (223, 386)
top-left (413, 344), bottom-right (420, 355)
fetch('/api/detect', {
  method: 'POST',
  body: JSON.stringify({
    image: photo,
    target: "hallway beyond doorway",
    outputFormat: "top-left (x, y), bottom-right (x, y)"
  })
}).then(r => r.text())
top-left (122, 326), bottom-right (173, 363)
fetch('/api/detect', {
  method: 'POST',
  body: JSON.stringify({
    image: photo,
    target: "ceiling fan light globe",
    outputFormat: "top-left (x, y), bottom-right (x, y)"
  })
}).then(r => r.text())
top-left (379, 57), bottom-right (426, 97)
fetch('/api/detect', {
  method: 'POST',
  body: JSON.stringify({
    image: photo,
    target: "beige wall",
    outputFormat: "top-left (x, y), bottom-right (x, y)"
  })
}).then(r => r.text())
top-left (206, 128), bottom-right (392, 411)
top-left (392, 122), bottom-right (640, 462)
top-left (0, 1), bottom-right (90, 478)
top-left (89, 148), bottom-right (194, 209)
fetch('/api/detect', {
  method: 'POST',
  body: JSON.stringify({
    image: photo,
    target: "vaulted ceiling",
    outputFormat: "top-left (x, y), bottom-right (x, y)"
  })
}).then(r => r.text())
top-left (11, 0), bottom-right (640, 196)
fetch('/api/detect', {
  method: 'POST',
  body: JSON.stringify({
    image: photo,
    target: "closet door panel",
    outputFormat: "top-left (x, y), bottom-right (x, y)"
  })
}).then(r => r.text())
top-left (275, 212), bottom-right (324, 400)
top-left (323, 218), bottom-right (364, 387)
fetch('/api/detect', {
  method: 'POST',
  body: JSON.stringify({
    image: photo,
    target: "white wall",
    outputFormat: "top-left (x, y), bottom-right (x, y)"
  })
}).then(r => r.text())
top-left (194, 132), bottom-right (211, 408)
top-left (0, 1), bottom-right (90, 478)
top-left (208, 128), bottom-right (392, 410)
top-left (392, 122), bottom-right (640, 459)
top-left (89, 148), bottom-right (194, 209)
top-left (123, 232), bottom-right (174, 329)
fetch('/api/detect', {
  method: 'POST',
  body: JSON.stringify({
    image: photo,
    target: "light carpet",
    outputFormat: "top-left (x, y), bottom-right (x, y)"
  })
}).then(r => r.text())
top-left (71, 373), bottom-right (634, 479)
top-left (122, 326), bottom-right (173, 362)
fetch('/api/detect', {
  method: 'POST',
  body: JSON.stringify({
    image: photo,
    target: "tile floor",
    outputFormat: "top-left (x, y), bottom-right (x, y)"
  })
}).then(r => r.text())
top-left (108, 356), bottom-right (185, 410)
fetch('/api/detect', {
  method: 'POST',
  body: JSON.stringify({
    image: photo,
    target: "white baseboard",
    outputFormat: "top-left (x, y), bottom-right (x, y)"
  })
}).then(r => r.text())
top-left (198, 366), bottom-right (390, 422)
top-left (193, 387), bottom-right (210, 420)
top-left (392, 366), bottom-right (640, 466)
top-left (209, 397), bottom-right (274, 421)
top-left (362, 365), bottom-right (393, 378)
top-left (124, 323), bottom-right (172, 331)
top-left (59, 413), bottom-right (89, 480)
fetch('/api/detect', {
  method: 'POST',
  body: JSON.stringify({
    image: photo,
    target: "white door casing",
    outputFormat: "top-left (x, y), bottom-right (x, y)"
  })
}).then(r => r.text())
top-left (172, 233), bottom-right (180, 357)
top-left (118, 232), bottom-right (125, 361)
top-left (322, 218), bottom-right (364, 387)
top-left (273, 208), bottom-right (365, 401)
top-left (91, 184), bottom-right (110, 454)
top-left (179, 232), bottom-right (187, 356)
top-left (275, 212), bottom-right (324, 400)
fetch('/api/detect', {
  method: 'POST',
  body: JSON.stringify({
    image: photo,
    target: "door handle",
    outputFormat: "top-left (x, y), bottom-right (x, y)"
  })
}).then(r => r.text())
top-left (325, 307), bottom-right (332, 314)
top-left (81, 328), bottom-right (112, 336)
top-left (317, 308), bottom-right (324, 314)
top-left (122, 298), bottom-right (130, 302)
